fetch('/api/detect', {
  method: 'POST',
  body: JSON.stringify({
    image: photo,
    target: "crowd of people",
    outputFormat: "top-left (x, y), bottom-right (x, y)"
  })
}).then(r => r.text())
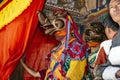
top-left (20, 0), bottom-right (120, 80)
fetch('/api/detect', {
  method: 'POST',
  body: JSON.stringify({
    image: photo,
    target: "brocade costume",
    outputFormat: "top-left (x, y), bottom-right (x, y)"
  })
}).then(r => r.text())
top-left (45, 38), bottom-right (88, 80)
top-left (38, 10), bottom-right (89, 80)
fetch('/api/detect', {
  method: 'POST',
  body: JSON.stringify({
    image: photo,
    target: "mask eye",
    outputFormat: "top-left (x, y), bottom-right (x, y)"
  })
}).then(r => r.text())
top-left (51, 17), bottom-right (66, 31)
top-left (55, 19), bottom-right (65, 29)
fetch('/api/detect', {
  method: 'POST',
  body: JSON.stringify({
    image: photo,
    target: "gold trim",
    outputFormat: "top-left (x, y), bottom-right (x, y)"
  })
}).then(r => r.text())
top-left (84, 7), bottom-right (108, 23)
top-left (0, 0), bottom-right (8, 8)
top-left (0, 0), bottom-right (32, 29)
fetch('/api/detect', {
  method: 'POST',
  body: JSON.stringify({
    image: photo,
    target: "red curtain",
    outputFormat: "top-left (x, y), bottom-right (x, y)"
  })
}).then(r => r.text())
top-left (0, 0), bottom-right (45, 80)
top-left (24, 26), bottom-right (59, 80)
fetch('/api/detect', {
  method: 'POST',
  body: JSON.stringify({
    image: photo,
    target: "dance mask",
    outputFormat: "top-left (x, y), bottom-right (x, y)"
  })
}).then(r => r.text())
top-left (38, 9), bottom-right (67, 36)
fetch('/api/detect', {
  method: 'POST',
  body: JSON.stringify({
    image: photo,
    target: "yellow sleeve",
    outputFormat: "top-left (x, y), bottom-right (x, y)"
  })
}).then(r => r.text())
top-left (66, 59), bottom-right (87, 80)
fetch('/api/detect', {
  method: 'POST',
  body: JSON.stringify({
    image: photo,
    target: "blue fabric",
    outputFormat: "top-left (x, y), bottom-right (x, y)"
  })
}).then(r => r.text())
top-left (0, 0), bottom-right (3, 3)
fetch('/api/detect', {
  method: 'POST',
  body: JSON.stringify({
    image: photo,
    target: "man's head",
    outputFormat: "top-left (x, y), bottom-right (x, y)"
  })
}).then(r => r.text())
top-left (109, 0), bottom-right (120, 24)
top-left (103, 14), bottom-right (119, 39)
top-left (84, 22), bottom-right (106, 47)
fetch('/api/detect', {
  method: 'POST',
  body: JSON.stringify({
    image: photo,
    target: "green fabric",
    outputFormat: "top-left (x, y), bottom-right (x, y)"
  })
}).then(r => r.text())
top-left (63, 55), bottom-right (70, 73)
top-left (89, 50), bottom-right (98, 64)
top-left (83, 50), bottom-right (98, 80)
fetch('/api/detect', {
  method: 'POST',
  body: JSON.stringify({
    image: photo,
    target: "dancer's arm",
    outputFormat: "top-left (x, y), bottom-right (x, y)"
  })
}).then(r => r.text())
top-left (20, 59), bottom-right (41, 78)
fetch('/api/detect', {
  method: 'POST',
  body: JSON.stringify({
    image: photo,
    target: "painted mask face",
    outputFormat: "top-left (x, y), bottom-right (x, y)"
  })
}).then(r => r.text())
top-left (38, 9), bottom-right (67, 35)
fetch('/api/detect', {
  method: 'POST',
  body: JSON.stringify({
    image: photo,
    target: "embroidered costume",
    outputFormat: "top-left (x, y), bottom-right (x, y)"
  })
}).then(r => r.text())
top-left (38, 9), bottom-right (89, 80)
top-left (45, 38), bottom-right (88, 80)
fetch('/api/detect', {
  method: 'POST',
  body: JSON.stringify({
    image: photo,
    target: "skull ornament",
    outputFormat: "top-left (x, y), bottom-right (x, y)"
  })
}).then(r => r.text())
top-left (38, 9), bottom-right (68, 35)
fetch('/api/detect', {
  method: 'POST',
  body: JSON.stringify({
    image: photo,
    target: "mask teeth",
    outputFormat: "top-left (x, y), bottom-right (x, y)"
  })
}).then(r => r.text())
top-left (45, 28), bottom-right (55, 35)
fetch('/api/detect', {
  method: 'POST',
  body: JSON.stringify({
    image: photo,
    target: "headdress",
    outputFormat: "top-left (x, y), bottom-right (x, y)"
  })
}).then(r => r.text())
top-left (53, 9), bottom-right (67, 17)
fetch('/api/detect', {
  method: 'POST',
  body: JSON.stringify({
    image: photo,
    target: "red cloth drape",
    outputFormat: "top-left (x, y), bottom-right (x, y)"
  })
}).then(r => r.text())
top-left (0, 0), bottom-right (45, 80)
top-left (24, 26), bottom-right (59, 80)
top-left (95, 47), bottom-right (107, 67)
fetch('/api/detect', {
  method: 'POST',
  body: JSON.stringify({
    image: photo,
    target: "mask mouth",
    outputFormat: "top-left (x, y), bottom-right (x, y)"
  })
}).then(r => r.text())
top-left (42, 25), bottom-right (53, 30)
top-left (45, 27), bottom-right (55, 35)
top-left (55, 36), bottom-right (64, 41)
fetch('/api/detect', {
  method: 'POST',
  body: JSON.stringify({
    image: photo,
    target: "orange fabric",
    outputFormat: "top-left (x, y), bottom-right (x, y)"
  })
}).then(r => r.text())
top-left (0, 0), bottom-right (12, 10)
top-left (54, 28), bottom-right (73, 36)
top-left (94, 47), bottom-right (107, 67)
top-left (54, 29), bottom-right (66, 36)
top-left (0, 0), bottom-right (45, 80)
top-left (87, 42), bottom-right (100, 47)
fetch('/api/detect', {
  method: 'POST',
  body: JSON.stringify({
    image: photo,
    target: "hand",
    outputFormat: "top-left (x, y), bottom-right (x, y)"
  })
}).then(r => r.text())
top-left (116, 70), bottom-right (120, 78)
top-left (64, 77), bottom-right (70, 80)
top-left (20, 59), bottom-right (23, 64)
top-left (20, 59), bottom-right (25, 66)
top-left (37, 10), bottom-right (40, 14)
top-left (20, 59), bottom-right (41, 77)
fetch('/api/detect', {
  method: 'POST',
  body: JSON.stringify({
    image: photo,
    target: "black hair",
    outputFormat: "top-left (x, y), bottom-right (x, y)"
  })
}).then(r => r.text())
top-left (103, 14), bottom-right (119, 32)
top-left (84, 22), bottom-right (106, 42)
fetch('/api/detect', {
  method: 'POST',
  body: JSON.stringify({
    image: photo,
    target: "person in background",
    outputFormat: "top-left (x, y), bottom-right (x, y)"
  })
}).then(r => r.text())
top-left (99, 0), bottom-right (120, 79)
top-left (94, 14), bottom-right (119, 80)
top-left (83, 22), bottom-right (106, 79)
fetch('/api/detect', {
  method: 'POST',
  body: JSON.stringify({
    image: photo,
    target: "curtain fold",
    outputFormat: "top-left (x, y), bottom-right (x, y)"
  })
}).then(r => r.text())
top-left (0, 0), bottom-right (45, 80)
